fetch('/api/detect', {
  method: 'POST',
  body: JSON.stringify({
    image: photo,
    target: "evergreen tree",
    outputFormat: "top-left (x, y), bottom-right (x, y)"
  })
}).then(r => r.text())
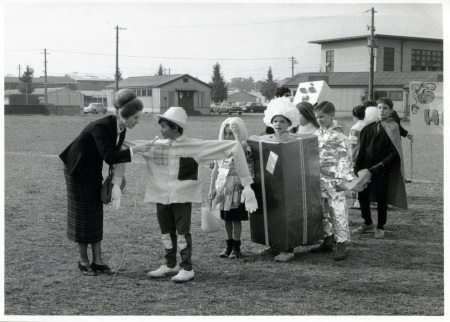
top-left (228, 77), bottom-right (255, 92)
top-left (115, 68), bottom-right (123, 81)
top-left (260, 66), bottom-right (278, 101)
top-left (18, 65), bottom-right (34, 94)
top-left (210, 62), bottom-right (227, 103)
top-left (157, 64), bottom-right (164, 76)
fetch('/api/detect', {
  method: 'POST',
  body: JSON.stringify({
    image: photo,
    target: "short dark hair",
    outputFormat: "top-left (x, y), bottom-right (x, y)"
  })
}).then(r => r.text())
top-left (158, 118), bottom-right (184, 135)
top-left (275, 87), bottom-right (291, 98)
top-left (114, 88), bottom-right (144, 118)
top-left (377, 97), bottom-right (393, 109)
top-left (362, 100), bottom-right (377, 108)
top-left (352, 105), bottom-right (366, 120)
top-left (314, 101), bottom-right (335, 116)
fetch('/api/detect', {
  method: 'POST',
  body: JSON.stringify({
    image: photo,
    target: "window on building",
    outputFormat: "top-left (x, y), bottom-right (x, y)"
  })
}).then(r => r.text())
top-left (141, 89), bottom-right (147, 97)
top-left (326, 50), bottom-right (334, 72)
top-left (389, 91), bottom-right (403, 101)
top-left (148, 89), bottom-right (152, 96)
top-left (183, 77), bottom-right (189, 83)
top-left (411, 49), bottom-right (443, 71)
top-left (383, 47), bottom-right (395, 71)
top-left (135, 89), bottom-right (141, 96)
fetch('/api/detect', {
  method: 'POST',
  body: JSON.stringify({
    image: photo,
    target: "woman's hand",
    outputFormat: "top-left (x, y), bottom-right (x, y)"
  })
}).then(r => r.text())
top-left (133, 136), bottom-right (158, 154)
top-left (112, 184), bottom-right (122, 210)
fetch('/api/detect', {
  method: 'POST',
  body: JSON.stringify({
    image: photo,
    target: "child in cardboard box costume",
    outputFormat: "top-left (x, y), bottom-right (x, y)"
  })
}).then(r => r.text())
top-left (111, 107), bottom-right (258, 283)
top-left (248, 97), bottom-right (323, 262)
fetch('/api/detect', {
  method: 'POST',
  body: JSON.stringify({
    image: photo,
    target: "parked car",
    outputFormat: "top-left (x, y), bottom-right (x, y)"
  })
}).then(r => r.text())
top-left (210, 102), bottom-right (241, 115)
top-left (242, 102), bottom-right (266, 113)
top-left (83, 103), bottom-right (106, 114)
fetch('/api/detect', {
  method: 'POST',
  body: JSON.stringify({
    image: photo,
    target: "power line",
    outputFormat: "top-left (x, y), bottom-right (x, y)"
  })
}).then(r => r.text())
top-left (46, 49), bottom-right (289, 61)
top-left (128, 11), bottom-right (369, 30)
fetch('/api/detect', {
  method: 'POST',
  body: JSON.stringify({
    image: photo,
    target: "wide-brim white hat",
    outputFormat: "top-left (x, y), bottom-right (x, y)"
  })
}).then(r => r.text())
top-left (154, 106), bottom-right (188, 129)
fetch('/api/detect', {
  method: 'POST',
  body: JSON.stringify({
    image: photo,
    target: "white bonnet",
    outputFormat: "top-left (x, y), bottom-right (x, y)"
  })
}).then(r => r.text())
top-left (263, 97), bottom-right (300, 130)
top-left (218, 117), bottom-right (249, 141)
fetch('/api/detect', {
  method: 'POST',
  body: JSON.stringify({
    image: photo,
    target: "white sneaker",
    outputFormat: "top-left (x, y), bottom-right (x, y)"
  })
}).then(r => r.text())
top-left (171, 268), bottom-right (195, 283)
top-left (147, 264), bottom-right (180, 278)
top-left (274, 251), bottom-right (295, 262)
top-left (374, 229), bottom-right (385, 239)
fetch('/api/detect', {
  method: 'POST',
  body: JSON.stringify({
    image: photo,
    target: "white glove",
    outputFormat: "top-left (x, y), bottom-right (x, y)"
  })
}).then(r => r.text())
top-left (240, 185), bottom-right (258, 213)
top-left (112, 184), bottom-right (122, 210)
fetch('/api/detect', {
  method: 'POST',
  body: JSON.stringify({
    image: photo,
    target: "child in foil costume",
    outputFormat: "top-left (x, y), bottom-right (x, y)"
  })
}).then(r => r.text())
top-left (209, 117), bottom-right (253, 259)
top-left (311, 101), bottom-right (355, 261)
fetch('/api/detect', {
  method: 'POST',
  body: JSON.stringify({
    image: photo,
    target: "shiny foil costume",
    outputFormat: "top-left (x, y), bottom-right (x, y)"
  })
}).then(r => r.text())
top-left (314, 124), bottom-right (355, 243)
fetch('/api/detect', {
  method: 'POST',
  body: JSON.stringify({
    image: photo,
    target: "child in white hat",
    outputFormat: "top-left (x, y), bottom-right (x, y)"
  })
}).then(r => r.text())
top-left (259, 97), bottom-right (301, 142)
top-left (112, 107), bottom-right (258, 283)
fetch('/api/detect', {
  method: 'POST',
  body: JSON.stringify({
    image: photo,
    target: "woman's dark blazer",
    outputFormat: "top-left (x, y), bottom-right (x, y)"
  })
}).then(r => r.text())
top-left (59, 115), bottom-right (131, 183)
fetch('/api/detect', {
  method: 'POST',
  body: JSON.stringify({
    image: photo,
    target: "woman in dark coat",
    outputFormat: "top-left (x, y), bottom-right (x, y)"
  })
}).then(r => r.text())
top-left (59, 89), bottom-right (151, 276)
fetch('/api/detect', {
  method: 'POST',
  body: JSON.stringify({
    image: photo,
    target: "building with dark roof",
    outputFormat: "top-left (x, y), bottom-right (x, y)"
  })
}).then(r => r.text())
top-left (284, 34), bottom-right (443, 116)
top-left (105, 74), bottom-right (211, 114)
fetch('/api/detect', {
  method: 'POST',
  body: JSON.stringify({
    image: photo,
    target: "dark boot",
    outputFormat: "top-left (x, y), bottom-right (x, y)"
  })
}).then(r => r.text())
top-left (310, 235), bottom-right (334, 253)
top-left (220, 239), bottom-right (233, 258)
top-left (229, 239), bottom-right (241, 259)
top-left (334, 242), bottom-right (348, 261)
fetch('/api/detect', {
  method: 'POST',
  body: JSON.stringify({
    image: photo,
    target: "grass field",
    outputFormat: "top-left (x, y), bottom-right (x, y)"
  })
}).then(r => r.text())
top-left (3, 113), bottom-right (444, 316)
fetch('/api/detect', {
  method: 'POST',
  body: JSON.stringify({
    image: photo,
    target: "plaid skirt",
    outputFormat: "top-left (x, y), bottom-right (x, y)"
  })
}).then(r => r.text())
top-left (64, 166), bottom-right (103, 243)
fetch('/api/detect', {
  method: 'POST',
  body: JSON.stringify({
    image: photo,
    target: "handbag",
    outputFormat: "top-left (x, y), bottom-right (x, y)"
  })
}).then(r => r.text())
top-left (101, 165), bottom-right (126, 205)
top-left (201, 199), bottom-right (221, 232)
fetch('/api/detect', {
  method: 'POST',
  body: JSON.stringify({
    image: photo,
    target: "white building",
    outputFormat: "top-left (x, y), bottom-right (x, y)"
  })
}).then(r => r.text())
top-left (284, 34), bottom-right (443, 117)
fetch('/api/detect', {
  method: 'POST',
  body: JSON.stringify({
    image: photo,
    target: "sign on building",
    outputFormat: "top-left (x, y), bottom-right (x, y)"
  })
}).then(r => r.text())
top-left (409, 81), bottom-right (443, 135)
top-left (293, 80), bottom-right (335, 106)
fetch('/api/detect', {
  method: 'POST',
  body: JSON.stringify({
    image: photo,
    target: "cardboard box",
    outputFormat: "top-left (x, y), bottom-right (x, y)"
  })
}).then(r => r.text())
top-left (248, 135), bottom-right (323, 251)
top-left (293, 80), bottom-right (335, 105)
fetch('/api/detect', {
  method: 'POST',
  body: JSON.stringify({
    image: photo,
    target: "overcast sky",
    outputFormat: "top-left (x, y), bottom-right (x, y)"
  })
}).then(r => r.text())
top-left (3, 0), bottom-right (445, 84)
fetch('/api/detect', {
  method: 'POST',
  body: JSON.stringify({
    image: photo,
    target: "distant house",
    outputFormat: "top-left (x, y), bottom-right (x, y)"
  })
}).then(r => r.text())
top-left (4, 73), bottom-right (114, 92)
top-left (66, 73), bottom-right (115, 91)
top-left (4, 87), bottom-right (83, 106)
top-left (283, 34), bottom-right (444, 117)
top-left (106, 74), bottom-right (211, 114)
top-left (227, 91), bottom-right (269, 105)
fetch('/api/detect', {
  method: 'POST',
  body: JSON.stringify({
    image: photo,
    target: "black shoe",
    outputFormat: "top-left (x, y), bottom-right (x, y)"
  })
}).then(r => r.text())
top-left (229, 239), bottom-right (242, 259)
top-left (220, 239), bottom-right (233, 258)
top-left (310, 235), bottom-right (334, 253)
top-left (90, 262), bottom-right (117, 274)
top-left (78, 261), bottom-right (96, 276)
top-left (334, 242), bottom-right (348, 261)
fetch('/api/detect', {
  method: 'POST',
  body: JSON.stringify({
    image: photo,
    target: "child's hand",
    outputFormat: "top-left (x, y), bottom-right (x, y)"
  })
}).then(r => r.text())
top-left (208, 188), bottom-right (215, 200)
top-left (230, 123), bottom-right (241, 137)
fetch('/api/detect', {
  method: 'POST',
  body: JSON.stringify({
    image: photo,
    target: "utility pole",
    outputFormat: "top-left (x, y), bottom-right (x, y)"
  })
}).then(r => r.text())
top-left (115, 26), bottom-right (126, 92)
top-left (290, 56), bottom-right (298, 78)
top-left (41, 48), bottom-right (49, 105)
top-left (368, 7), bottom-right (377, 100)
top-left (18, 64), bottom-right (21, 79)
